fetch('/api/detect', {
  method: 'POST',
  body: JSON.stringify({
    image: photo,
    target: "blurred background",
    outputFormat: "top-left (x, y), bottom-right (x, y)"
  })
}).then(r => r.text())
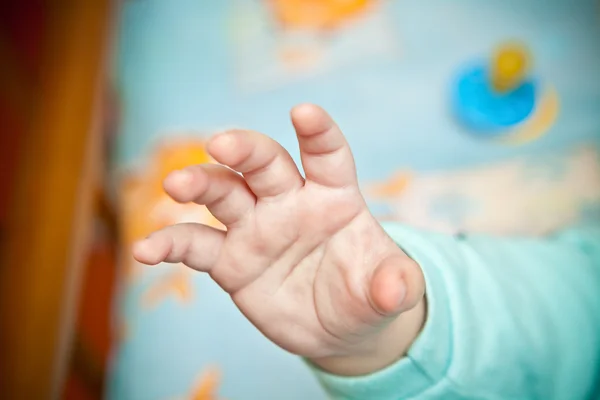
top-left (0, 1), bottom-right (116, 399)
top-left (0, 0), bottom-right (598, 399)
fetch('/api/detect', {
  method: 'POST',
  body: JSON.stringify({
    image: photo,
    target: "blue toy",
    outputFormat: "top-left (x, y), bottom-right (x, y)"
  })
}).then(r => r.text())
top-left (453, 43), bottom-right (537, 136)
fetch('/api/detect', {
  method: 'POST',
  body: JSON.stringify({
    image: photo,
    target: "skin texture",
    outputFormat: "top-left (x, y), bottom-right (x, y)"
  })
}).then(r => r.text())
top-left (133, 104), bottom-right (426, 376)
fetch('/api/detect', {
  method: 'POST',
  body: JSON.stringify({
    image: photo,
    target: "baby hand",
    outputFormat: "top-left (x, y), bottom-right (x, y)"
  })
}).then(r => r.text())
top-left (133, 105), bottom-right (426, 375)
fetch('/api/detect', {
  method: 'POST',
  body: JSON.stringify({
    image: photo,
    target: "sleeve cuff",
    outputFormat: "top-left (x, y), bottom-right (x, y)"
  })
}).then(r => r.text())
top-left (307, 223), bottom-right (454, 399)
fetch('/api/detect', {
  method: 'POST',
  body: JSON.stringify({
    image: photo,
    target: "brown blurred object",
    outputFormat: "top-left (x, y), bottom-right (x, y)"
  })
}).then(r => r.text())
top-left (0, 0), bottom-right (45, 231)
top-left (0, 0), bottom-right (115, 398)
top-left (63, 191), bottom-right (118, 400)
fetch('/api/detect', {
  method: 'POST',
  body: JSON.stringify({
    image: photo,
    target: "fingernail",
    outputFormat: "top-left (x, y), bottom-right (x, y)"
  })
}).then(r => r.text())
top-left (211, 132), bottom-right (236, 148)
top-left (172, 169), bottom-right (193, 184)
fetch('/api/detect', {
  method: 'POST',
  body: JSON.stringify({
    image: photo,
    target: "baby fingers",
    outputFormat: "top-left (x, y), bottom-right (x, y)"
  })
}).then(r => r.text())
top-left (163, 164), bottom-right (256, 227)
top-left (132, 223), bottom-right (225, 272)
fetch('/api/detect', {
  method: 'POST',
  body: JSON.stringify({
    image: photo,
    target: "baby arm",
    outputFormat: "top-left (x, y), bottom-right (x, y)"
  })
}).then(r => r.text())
top-left (133, 104), bottom-right (600, 399)
top-left (312, 225), bottom-right (600, 399)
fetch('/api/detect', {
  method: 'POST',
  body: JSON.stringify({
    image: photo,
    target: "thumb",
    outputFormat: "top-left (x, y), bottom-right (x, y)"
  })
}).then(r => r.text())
top-left (368, 253), bottom-right (425, 316)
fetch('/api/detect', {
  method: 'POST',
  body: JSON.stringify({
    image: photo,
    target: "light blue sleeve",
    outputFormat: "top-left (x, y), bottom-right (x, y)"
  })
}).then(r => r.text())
top-left (311, 224), bottom-right (600, 399)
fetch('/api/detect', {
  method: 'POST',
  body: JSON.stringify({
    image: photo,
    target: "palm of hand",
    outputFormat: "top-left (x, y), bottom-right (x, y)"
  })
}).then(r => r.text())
top-left (134, 105), bottom-right (423, 359)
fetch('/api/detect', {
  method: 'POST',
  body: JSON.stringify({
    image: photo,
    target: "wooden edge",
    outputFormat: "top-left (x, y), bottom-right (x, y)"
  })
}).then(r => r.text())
top-left (0, 32), bottom-right (33, 125)
top-left (52, 2), bottom-right (122, 396)
top-left (0, 1), bottom-right (113, 398)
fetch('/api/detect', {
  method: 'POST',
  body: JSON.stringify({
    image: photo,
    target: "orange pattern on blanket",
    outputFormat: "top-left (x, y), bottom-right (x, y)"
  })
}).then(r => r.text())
top-left (367, 171), bottom-right (412, 199)
top-left (267, 0), bottom-right (374, 30)
top-left (190, 368), bottom-right (224, 400)
top-left (143, 266), bottom-right (193, 307)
